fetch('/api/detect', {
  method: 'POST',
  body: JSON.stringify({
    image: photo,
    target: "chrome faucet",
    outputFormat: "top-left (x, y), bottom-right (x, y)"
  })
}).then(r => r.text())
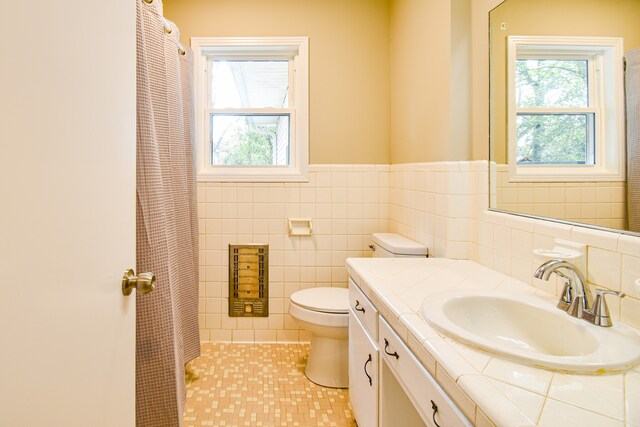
top-left (534, 259), bottom-right (593, 319)
top-left (534, 259), bottom-right (625, 327)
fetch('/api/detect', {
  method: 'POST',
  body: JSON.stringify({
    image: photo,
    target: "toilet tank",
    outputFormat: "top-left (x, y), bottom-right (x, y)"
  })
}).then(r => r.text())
top-left (370, 233), bottom-right (428, 258)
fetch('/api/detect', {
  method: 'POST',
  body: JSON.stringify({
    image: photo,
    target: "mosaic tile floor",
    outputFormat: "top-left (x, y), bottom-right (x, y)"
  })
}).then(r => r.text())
top-left (184, 343), bottom-right (356, 427)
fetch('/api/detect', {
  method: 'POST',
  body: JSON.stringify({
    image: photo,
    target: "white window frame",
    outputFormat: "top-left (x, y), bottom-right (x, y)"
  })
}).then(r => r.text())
top-left (507, 36), bottom-right (625, 182)
top-left (192, 37), bottom-right (309, 182)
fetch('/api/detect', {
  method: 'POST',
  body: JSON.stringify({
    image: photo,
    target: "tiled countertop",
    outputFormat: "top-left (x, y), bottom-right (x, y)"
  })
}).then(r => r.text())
top-left (345, 257), bottom-right (640, 427)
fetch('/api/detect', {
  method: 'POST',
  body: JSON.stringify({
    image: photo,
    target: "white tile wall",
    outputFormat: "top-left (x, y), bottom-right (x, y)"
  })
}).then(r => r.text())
top-left (387, 162), bottom-right (485, 259)
top-left (197, 164), bottom-right (389, 343)
top-left (198, 159), bottom-right (640, 342)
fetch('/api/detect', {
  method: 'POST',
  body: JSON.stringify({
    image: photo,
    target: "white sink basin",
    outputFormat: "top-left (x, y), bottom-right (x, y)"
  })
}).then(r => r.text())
top-left (421, 289), bottom-right (640, 373)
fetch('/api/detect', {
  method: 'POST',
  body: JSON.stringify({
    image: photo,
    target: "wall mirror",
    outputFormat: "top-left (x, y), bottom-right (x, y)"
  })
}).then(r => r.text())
top-left (489, 0), bottom-right (640, 235)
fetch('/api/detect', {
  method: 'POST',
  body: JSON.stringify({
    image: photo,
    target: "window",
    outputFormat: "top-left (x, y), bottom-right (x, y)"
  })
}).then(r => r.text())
top-left (507, 36), bottom-right (625, 182)
top-left (192, 37), bottom-right (309, 182)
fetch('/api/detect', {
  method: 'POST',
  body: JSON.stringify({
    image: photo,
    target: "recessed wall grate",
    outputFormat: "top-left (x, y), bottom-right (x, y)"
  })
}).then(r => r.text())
top-left (229, 244), bottom-right (269, 317)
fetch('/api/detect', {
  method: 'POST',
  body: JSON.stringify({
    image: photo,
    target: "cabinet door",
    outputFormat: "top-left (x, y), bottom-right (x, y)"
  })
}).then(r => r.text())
top-left (349, 309), bottom-right (379, 427)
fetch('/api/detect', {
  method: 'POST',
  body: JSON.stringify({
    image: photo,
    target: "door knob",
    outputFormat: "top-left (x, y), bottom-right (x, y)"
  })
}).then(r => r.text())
top-left (122, 269), bottom-right (156, 296)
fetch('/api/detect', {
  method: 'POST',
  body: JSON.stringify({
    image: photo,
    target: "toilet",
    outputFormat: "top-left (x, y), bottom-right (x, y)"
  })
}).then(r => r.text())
top-left (289, 232), bottom-right (428, 388)
top-left (289, 287), bottom-right (350, 388)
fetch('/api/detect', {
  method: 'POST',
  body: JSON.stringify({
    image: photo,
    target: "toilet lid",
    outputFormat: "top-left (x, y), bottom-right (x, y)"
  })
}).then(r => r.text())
top-left (290, 288), bottom-right (349, 314)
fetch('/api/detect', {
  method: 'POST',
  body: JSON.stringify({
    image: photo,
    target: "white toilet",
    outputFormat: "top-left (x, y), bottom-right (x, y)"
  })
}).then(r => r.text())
top-left (289, 232), bottom-right (428, 388)
top-left (289, 287), bottom-right (350, 387)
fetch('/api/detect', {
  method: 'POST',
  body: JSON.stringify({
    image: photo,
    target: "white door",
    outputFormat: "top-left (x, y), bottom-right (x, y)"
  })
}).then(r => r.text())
top-left (0, 1), bottom-right (137, 426)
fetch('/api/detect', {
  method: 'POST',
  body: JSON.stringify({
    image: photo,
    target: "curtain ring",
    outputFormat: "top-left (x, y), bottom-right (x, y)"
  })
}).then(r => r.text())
top-left (143, 0), bottom-right (153, 4)
top-left (163, 18), bottom-right (173, 35)
top-left (178, 48), bottom-right (186, 56)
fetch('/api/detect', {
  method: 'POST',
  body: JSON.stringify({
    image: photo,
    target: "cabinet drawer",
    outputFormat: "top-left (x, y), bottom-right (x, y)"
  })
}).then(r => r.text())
top-left (349, 278), bottom-right (378, 339)
top-left (378, 317), bottom-right (472, 427)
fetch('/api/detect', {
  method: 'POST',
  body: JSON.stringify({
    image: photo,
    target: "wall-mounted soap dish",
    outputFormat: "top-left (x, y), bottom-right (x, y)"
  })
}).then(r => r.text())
top-left (533, 239), bottom-right (586, 274)
top-left (532, 248), bottom-right (581, 260)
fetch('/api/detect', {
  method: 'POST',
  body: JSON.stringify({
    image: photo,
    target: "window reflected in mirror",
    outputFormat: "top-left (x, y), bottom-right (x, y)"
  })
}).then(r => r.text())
top-left (489, 0), bottom-right (640, 234)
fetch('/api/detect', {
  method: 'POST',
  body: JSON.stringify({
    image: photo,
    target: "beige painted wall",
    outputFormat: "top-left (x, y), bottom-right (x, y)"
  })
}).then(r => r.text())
top-left (390, 0), bottom-right (450, 164)
top-left (489, 0), bottom-right (640, 164)
top-left (163, 0), bottom-right (391, 165)
top-left (162, 2), bottom-right (636, 166)
top-left (450, 0), bottom-right (473, 162)
top-left (389, 0), bottom-right (472, 163)
top-left (471, 0), bottom-right (502, 161)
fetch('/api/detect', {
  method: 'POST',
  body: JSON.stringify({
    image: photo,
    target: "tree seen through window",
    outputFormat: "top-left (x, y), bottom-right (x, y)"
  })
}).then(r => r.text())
top-left (515, 59), bottom-right (594, 165)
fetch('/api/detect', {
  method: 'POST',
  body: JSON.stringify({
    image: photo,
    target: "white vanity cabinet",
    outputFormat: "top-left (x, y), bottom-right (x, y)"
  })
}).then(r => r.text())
top-left (348, 279), bottom-right (379, 427)
top-left (348, 277), bottom-right (472, 427)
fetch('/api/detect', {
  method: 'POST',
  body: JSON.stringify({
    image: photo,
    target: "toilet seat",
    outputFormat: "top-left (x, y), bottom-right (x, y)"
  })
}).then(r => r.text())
top-left (290, 287), bottom-right (348, 314)
top-left (289, 302), bottom-right (349, 329)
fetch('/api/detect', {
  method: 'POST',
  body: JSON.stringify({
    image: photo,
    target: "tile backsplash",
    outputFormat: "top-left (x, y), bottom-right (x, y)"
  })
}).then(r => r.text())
top-left (473, 207), bottom-right (640, 331)
top-left (199, 161), bottom-right (640, 342)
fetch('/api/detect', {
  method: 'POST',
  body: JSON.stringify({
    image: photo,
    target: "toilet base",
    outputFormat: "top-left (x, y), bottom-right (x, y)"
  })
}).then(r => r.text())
top-left (305, 334), bottom-right (349, 388)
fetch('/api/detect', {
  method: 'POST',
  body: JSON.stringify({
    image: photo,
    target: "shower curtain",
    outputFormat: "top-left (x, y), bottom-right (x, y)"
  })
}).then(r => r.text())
top-left (628, 48), bottom-right (640, 232)
top-left (136, 0), bottom-right (200, 425)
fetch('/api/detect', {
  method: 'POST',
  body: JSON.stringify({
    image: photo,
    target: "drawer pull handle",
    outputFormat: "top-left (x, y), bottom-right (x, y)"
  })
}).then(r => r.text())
top-left (431, 400), bottom-right (441, 427)
top-left (364, 354), bottom-right (373, 386)
top-left (354, 300), bottom-right (366, 313)
top-left (383, 338), bottom-right (400, 359)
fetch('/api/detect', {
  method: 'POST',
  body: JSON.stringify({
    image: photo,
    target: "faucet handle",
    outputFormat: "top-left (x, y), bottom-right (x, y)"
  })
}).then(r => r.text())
top-left (584, 289), bottom-right (625, 327)
top-left (557, 277), bottom-right (572, 311)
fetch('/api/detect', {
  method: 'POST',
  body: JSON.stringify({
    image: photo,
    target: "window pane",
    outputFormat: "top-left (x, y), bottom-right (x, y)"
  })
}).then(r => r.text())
top-left (516, 114), bottom-right (594, 165)
top-left (516, 59), bottom-right (588, 108)
top-left (210, 60), bottom-right (289, 108)
top-left (210, 114), bottom-right (290, 166)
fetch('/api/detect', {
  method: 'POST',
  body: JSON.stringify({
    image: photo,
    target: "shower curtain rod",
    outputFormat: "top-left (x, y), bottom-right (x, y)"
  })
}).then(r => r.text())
top-left (142, 0), bottom-right (186, 56)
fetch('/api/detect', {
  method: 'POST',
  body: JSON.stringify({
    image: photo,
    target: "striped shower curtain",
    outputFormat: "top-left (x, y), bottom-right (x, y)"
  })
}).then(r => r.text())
top-left (628, 48), bottom-right (640, 232)
top-left (136, 0), bottom-right (200, 425)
